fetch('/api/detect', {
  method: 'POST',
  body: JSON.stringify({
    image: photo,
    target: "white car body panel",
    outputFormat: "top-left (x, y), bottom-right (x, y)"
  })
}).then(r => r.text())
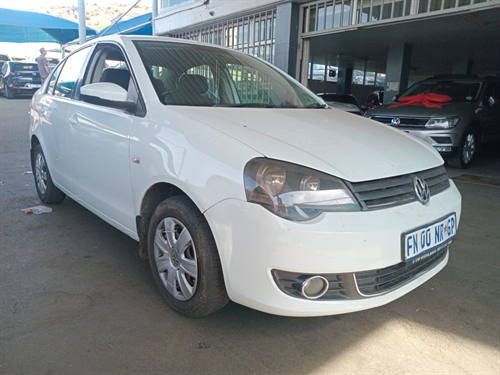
top-left (69, 103), bottom-right (136, 232)
top-left (164, 106), bottom-right (444, 182)
top-left (33, 95), bottom-right (75, 193)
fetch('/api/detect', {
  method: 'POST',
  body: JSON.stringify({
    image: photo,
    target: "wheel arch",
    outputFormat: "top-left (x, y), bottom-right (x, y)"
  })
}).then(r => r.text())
top-left (30, 135), bottom-right (41, 165)
top-left (137, 182), bottom-right (192, 259)
top-left (468, 121), bottom-right (482, 144)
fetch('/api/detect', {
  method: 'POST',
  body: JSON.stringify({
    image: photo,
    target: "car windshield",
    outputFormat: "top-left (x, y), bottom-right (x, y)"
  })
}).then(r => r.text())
top-left (133, 40), bottom-right (323, 108)
top-left (400, 80), bottom-right (482, 102)
top-left (12, 63), bottom-right (38, 72)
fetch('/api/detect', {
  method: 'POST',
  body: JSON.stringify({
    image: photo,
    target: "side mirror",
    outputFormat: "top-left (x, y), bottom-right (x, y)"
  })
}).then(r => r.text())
top-left (81, 82), bottom-right (135, 110)
top-left (328, 69), bottom-right (337, 78)
top-left (487, 96), bottom-right (495, 107)
top-left (392, 94), bottom-right (400, 101)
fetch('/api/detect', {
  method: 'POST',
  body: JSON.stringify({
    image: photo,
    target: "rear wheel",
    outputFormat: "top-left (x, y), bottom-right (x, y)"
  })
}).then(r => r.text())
top-left (5, 86), bottom-right (15, 99)
top-left (32, 144), bottom-right (66, 204)
top-left (147, 195), bottom-right (228, 317)
top-left (447, 128), bottom-right (477, 169)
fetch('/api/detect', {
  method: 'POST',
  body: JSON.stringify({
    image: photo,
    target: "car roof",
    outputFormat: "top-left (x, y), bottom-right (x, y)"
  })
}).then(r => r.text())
top-left (90, 34), bottom-right (222, 47)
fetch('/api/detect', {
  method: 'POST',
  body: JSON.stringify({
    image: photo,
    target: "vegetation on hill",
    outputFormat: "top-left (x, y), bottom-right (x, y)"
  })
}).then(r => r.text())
top-left (28, 2), bottom-right (152, 30)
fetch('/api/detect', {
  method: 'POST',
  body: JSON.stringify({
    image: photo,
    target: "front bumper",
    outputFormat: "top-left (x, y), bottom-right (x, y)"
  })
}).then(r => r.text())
top-left (204, 181), bottom-right (461, 316)
top-left (399, 128), bottom-right (462, 157)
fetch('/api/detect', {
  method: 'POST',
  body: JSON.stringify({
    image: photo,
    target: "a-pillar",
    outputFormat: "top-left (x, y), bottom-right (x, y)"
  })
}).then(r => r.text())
top-left (384, 42), bottom-right (412, 103)
top-left (275, 2), bottom-right (300, 77)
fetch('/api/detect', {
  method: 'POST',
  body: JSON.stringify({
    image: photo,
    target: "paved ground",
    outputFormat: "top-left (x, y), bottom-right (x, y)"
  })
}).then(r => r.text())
top-left (1, 96), bottom-right (499, 375)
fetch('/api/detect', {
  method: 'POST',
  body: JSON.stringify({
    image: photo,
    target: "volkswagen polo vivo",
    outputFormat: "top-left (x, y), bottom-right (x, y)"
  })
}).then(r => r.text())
top-left (29, 36), bottom-right (461, 317)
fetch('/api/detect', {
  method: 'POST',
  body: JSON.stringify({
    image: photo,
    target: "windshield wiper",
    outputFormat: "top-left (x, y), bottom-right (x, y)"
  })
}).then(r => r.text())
top-left (214, 103), bottom-right (274, 108)
top-left (306, 103), bottom-right (328, 109)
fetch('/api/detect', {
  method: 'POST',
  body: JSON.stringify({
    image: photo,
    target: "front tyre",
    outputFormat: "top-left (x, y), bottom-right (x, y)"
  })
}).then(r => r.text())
top-left (447, 128), bottom-right (477, 169)
top-left (32, 144), bottom-right (66, 204)
top-left (147, 196), bottom-right (228, 317)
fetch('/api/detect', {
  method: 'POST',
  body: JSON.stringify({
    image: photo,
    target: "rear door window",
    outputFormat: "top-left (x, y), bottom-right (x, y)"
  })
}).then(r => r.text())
top-left (53, 47), bottom-right (91, 99)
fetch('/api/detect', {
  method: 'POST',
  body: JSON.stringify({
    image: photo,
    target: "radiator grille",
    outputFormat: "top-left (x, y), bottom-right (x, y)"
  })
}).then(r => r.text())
top-left (370, 116), bottom-right (429, 128)
top-left (355, 246), bottom-right (448, 295)
top-left (347, 166), bottom-right (450, 210)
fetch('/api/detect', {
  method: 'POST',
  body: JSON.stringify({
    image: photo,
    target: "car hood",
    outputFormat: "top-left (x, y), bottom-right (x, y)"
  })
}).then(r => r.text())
top-left (169, 107), bottom-right (443, 182)
top-left (366, 101), bottom-right (474, 117)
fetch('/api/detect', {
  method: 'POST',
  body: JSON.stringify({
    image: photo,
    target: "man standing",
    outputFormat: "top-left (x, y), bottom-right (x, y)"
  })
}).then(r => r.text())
top-left (36, 48), bottom-right (50, 85)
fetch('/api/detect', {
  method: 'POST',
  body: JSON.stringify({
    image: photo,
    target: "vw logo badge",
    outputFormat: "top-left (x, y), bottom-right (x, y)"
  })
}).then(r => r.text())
top-left (390, 117), bottom-right (401, 126)
top-left (413, 176), bottom-right (430, 205)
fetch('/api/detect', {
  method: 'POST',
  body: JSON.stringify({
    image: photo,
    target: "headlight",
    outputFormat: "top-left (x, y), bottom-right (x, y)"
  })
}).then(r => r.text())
top-left (244, 158), bottom-right (360, 221)
top-left (425, 117), bottom-right (460, 129)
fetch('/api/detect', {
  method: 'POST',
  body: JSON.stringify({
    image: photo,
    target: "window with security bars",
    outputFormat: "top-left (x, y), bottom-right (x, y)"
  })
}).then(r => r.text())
top-left (302, 0), bottom-right (495, 32)
top-left (226, 64), bottom-right (272, 104)
top-left (170, 9), bottom-right (276, 64)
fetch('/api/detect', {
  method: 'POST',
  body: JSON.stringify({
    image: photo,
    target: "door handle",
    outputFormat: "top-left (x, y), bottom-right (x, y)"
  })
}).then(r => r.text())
top-left (68, 116), bottom-right (78, 127)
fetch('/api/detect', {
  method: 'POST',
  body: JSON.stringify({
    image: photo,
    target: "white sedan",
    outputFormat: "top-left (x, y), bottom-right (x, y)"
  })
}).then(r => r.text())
top-left (29, 36), bottom-right (461, 317)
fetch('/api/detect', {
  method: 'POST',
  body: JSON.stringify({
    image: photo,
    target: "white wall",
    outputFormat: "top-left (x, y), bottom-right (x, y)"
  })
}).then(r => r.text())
top-left (154, 0), bottom-right (282, 35)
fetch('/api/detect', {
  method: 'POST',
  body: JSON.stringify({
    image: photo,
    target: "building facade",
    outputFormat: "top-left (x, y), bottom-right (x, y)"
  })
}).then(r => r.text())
top-left (153, 0), bottom-right (500, 102)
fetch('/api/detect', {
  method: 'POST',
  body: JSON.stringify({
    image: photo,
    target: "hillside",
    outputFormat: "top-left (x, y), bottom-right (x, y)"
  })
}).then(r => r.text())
top-left (27, 2), bottom-right (152, 30)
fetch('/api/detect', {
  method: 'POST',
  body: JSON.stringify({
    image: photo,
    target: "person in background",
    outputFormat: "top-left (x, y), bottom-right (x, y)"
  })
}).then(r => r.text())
top-left (36, 47), bottom-right (50, 85)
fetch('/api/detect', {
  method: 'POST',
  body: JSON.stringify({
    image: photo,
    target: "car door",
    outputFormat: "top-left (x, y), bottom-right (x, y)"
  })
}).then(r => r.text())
top-left (68, 44), bottom-right (140, 234)
top-left (480, 82), bottom-right (500, 142)
top-left (36, 47), bottom-right (92, 194)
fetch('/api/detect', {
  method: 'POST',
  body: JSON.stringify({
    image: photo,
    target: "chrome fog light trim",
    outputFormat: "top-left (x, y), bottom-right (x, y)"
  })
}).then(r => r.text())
top-left (299, 275), bottom-right (329, 299)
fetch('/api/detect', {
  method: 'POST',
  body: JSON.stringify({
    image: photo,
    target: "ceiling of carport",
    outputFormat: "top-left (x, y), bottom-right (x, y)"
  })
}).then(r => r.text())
top-left (308, 7), bottom-right (500, 77)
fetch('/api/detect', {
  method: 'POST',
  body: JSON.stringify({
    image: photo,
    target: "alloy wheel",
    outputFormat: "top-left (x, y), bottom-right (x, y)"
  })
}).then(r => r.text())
top-left (462, 133), bottom-right (476, 165)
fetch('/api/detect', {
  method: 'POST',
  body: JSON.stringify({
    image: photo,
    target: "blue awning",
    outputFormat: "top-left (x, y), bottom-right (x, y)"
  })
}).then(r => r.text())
top-left (0, 8), bottom-right (96, 44)
top-left (98, 13), bottom-right (152, 37)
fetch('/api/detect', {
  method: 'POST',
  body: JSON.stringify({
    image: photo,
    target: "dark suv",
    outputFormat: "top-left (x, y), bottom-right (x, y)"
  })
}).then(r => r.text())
top-left (0, 61), bottom-right (41, 99)
top-left (365, 75), bottom-right (500, 168)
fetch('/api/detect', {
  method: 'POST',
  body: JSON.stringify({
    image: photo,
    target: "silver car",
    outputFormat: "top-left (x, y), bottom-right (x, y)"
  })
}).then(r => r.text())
top-left (365, 75), bottom-right (500, 168)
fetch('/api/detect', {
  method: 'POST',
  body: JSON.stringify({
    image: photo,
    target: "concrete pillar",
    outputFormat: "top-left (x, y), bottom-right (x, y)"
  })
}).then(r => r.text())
top-left (338, 68), bottom-right (353, 94)
top-left (78, 0), bottom-right (86, 45)
top-left (299, 38), bottom-right (310, 86)
top-left (275, 2), bottom-right (300, 77)
top-left (452, 60), bottom-right (473, 74)
top-left (384, 42), bottom-right (412, 103)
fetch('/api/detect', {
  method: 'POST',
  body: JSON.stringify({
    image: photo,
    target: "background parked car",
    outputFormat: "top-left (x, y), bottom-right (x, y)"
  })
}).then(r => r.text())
top-left (365, 75), bottom-right (500, 168)
top-left (0, 61), bottom-right (41, 99)
top-left (317, 93), bottom-right (364, 115)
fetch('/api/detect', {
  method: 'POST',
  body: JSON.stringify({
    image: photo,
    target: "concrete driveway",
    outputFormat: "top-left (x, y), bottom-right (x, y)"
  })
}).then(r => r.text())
top-left (1, 97), bottom-right (499, 374)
